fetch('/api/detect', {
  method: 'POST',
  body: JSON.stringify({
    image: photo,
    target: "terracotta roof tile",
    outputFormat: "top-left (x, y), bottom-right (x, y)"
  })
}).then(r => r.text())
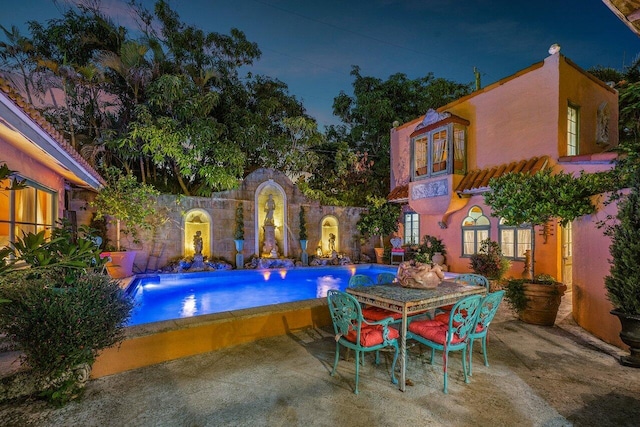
top-left (387, 184), bottom-right (408, 202)
top-left (0, 77), bottom-right (104, 187)
top-left (455, 155), bottom-right (550, 195)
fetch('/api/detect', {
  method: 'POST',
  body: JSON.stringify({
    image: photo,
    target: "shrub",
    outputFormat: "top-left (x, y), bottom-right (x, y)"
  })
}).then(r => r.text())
top-left (412, 235), bottom-right (446, 263)
top-left (298, 207), bottom-right (308, 241)
top-left (0, 270), bottom-right (133, 405)
top-left (234, 202), bottom-right (244, 240)
top-left (469, 238), bottom-right (511, 280)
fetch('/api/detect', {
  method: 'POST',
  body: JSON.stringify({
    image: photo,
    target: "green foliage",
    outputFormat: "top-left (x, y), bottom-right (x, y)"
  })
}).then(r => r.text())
top-left (604, 141), bottom-right (640, 314)
top-left (503, 279), bottom-right (529, 313)
top-left (0, 162), bottom-right (26, 190)
top-left (0, 270), bottom-right (132, 405)
top-left (298, 206), bottom-right (308, 241)
top-left (484, 169), bottom-right (603, 277)
top-left (356, 196), bottom-right (401, 247)
top-left (0, 221), bottom-right (106, 281)
top-left (234, 202), bottom-right (244, 240)
top-left (91, 167), bottom-right (161, 251)
top-left (469, 238), bottom-right (511, 280)
top-left (412, 235), bottom-right (446, 264)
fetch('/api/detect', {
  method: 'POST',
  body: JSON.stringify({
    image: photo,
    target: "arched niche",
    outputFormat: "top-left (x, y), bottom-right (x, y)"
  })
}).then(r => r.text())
top-left (319, 215), bottom-right (339, 255)
top-left (255, 180), bottom-right (288, 257)
top-left (183, 209), bottom-right (212, 258)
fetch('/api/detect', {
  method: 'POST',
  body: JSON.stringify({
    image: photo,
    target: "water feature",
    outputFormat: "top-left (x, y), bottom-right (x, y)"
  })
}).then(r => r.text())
top-left (126, 264), bottom-right (398, 326)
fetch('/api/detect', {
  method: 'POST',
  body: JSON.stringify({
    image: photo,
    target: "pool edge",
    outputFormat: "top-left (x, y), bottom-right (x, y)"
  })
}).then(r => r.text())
top-left (91, 298), bottom-right (331, 379)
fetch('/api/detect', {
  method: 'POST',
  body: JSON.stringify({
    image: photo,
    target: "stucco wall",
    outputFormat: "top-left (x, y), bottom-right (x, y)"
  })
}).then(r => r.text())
top-left (1, 138), bottom-right (66, 220)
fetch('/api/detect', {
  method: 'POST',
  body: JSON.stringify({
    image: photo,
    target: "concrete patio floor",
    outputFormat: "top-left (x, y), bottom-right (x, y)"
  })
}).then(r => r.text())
top-left (1, 290), bottom-right (640, 426)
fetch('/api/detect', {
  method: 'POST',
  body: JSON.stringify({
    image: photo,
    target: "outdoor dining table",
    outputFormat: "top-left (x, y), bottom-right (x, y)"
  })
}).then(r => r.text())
top-left (346, 280), bottom-right (487, 392)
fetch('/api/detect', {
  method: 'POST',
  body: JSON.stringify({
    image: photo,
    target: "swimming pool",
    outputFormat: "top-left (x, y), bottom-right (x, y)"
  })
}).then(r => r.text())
top-left (126, 264), bottom-right (399, 326)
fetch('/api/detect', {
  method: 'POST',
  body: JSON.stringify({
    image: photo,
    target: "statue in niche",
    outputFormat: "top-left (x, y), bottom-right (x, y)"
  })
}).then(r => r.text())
top-left (328, 233), bottom-right (336, 252)
top-left (193, 231), bottom-right (203, 255)
top-left (264, 194), bottom-right (276, 226)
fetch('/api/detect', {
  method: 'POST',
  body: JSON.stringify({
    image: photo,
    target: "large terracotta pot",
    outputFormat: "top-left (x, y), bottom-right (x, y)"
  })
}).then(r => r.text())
top-left (518, 282), bottom-right (567, 326)
top-left (374, 248), bottom-right (385, 264)
top-left (101, 251), bottom-right (137, 279)
top-left (611, 310), bottom-right (640, 368)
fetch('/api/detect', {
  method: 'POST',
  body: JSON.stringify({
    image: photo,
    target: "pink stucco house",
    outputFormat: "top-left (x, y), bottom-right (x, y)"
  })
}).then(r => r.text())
top-left (0, 77), bottom-right (103, 247)
top-left (389, 51), bottom-right (624, 348)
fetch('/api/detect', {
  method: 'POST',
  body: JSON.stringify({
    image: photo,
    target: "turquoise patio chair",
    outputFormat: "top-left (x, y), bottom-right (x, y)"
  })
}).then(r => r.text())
top-left (468, 290), bottom-right (505, 375)
top-left (406, 294), bottom-right (482, 393)
top-left (453, 273), bottom-right (490, 289)
top-left (348, 274), bottom-right (374, 288)
top-left (436, 273), bottom-right (489, 314)
top-left (327, 290), bottom-right (399, 394)
top-left (377, 272), bottom-right (396, 284)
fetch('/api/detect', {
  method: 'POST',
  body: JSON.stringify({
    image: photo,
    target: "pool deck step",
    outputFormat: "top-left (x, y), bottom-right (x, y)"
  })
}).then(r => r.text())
top-left (91, 298), bottom-right (332, 378)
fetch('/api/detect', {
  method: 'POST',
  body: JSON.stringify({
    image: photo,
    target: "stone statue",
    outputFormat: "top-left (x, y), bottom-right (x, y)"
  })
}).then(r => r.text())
top-left (264, 194), bottom-right (276, 226)
top-left (328, 233), bottom-right (336, 252)
top-left (193, 231), bottom-right (203, 255)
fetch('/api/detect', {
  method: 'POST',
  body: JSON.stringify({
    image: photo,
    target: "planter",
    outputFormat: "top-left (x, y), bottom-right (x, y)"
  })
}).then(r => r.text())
top-left (518, 282), bottom-right (567, 326)
top-left (374, 248), bottom-right (385, 264)
top-left (101, 251), bottom-right (137, 279)
top-left (234, 239), bottom-right (244, 253)
top-left (611, 310), bottom-right (640, 368)
top-left (432, 252), bottom-right (445, 266)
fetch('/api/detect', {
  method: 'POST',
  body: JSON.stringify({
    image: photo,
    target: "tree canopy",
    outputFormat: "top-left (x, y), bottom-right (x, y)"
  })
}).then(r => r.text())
top-left (1, 1), bottom-right (473, 205)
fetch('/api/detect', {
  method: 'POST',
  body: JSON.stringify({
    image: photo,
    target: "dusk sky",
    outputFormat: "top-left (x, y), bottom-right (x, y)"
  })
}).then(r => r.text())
top-left (2, 0), bottom-right (640, 128)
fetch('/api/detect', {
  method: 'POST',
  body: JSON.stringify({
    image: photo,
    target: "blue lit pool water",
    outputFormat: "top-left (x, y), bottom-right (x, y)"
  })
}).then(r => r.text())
top-left (126, 264), bottom-right (399, 326)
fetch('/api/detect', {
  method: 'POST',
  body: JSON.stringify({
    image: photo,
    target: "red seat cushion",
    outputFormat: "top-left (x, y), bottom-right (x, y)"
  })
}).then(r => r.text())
top-left (433, 311), bottom-right (483, 332)
top-left (361, 307), bottom-right (402, 321)
top-left (408, 319), bottom-right (464, 344)
top-left (438, 304), bottom-right (454, 312)
top-left (391, 248), bottom-right (405, 253)
top-left (344, 324), bottom-right (399, 347)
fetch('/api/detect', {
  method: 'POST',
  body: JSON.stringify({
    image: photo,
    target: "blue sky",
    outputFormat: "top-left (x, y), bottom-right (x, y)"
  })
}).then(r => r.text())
top-left (2, 0), bottom-right (640, 128)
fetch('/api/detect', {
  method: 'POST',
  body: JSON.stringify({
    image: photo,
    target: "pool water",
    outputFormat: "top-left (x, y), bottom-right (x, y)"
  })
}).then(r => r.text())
top-left (127, 264), bottom-right (398, 326)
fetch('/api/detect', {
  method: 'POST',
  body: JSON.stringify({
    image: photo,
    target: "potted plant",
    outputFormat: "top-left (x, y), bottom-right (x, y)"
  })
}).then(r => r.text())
top-left (356, 196), bottom-right (401, 263)
top-left (469, 238), bottom-right (511, 290)
top-left (484, 168), bottom-right (599, 325)
top-left (413, 235), bottom-right (447, 266)
top-left (90, 167), bottom-right (161, 278)
top-left (0, 222), bottom-right (133, 405)
top-left (299, 207), bottom-right (309, 265)
top-left (603, 142), bottom-right (640, 367)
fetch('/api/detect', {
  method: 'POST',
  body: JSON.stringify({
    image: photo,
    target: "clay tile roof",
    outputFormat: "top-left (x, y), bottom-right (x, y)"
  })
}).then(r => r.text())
top-left (455, 155), bottom-right (549, 195)
top-left (0, 77), bottom-right (104, 187)
top-left (387, 184), bottom-right (408, 202)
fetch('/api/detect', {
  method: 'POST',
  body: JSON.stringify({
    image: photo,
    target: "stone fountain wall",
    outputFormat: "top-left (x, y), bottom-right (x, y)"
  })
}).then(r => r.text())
top-left (71, 168), bottom-right (371, 270)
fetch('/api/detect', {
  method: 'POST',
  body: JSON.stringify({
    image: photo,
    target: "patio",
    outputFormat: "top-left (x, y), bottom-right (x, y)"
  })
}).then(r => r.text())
top-left (1, 291), bottom-right (639, 426)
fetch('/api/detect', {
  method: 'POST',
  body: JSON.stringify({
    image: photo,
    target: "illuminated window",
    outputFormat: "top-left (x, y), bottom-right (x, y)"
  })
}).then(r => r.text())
top-left (499, 218), bottom-right (532, 260)
top-left (403, 212), bottom-right (419, 245)
top-left (567, 104), bottom-right (579, 156)
top-left (411, 123), bottom-right (466, 179)
top-left (0, 179), bottom-right (56, 248)
top-left (461, 206), bottom-right (490, 256)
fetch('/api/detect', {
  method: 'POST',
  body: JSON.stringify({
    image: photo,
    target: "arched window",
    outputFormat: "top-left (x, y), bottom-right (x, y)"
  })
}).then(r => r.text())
top-left (461, 206), bottom-right (490, 256)
top-left (498, 218), bottom-right (533, 260)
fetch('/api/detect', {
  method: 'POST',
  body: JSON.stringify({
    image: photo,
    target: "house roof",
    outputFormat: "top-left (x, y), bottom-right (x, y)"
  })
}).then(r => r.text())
top-left (602, 0), bottom-right (640, 36)
top-left (455, 155), bottom-right (550, 196)
top-left (387, 184), bottom-right (408, 203)
top-left (0, 77), bottom-right (104, 190)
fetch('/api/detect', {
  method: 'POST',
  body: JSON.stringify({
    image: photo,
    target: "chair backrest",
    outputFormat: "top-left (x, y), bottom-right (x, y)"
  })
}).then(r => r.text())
top-left (377, 272), bottom-right (396, 284)
top-left (327, 289), bottom-right (363, 338)
top-left (453, 273), bottom-right (490, 290)
top-left (447, 295), bottom-right (483, 343)
top-left (390, 237), bottom-right (403, 249)
top-left (348, 274), bottom-right (374, 288)
top-left (474, 290), bottom-right (505, 333)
